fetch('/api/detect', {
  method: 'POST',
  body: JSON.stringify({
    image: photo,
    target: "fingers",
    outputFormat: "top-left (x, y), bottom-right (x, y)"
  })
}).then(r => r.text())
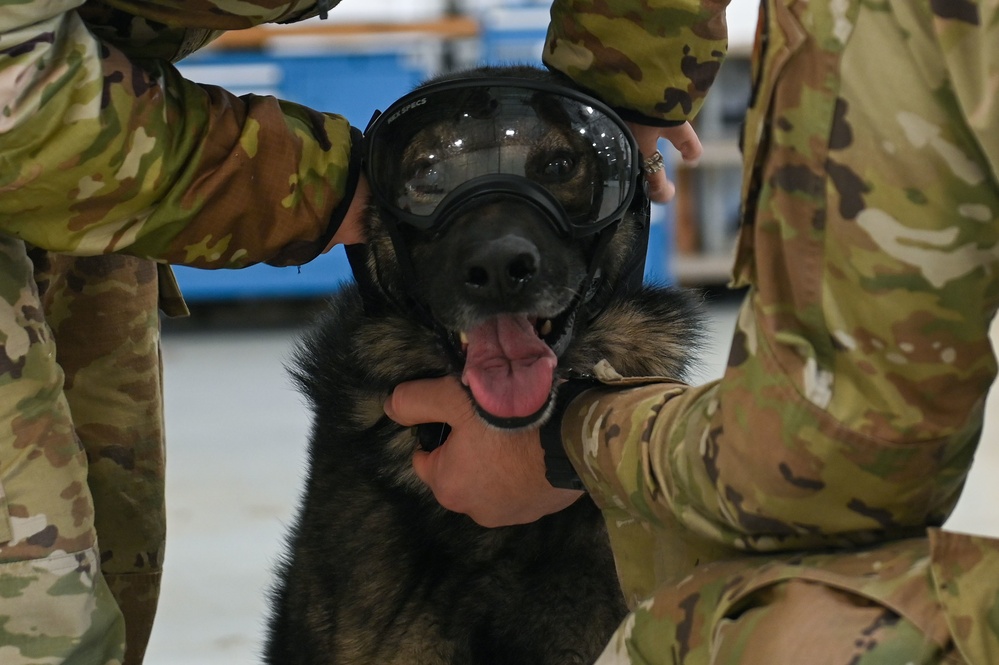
top-left (384, 375), bottom-right (470, 427)
top-left (411, 447), bottom-right (437, 489)
top-left (627, 121), bottom-right (704, 204)
top-left (662, 123), bottom-right (703, 164)
top-left (387, 377), bottom-right (458, 493)
top-left (645, 169), bottom-right (676, 204)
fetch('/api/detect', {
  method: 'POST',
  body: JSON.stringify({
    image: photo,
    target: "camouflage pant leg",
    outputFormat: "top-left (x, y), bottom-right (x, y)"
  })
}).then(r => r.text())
top-left (594, 532), bottom-right (999, 665)
top-left (34, 253), bottom-right (166, 665)
top-left (0, 236), bottom-right (125, 664)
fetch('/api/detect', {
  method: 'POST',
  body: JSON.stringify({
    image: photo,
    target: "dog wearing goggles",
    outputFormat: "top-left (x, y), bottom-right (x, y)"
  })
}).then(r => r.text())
top-left (265, 66), bottom-right (702, 665)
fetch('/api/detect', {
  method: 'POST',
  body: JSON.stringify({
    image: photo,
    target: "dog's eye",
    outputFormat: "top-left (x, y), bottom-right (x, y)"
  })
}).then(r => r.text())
top-left (405, 160), bottom-right (446, 202)
top-left (533, 152), bottom-right (576, 183)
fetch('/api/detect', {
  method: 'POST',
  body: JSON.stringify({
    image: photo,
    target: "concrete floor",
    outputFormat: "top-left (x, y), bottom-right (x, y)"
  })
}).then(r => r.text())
top-left (143, 294), bottom-right (999, 665)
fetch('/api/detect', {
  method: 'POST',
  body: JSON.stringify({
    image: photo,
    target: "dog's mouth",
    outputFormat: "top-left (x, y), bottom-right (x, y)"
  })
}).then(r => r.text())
top-left (454, 311), bottom-right (574, 428)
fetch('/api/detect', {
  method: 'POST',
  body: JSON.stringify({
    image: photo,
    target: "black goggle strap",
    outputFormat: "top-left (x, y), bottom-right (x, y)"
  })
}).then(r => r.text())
top-left (343, 221), bottom-right (437, 334)
top-left (382, 217), bottom-right (451, 342)
top-left (347, 111), bottom-right (391, 312)
top-left (620, 177), bottom-right (652, 291)
top-left (344, 243), bottom-right (382, 315)
top-left (546, 222), bottom-right (618, 358)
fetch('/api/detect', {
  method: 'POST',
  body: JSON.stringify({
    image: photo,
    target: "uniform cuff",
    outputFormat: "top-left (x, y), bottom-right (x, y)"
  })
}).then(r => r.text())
top-left (320, 124), bottom-right (365, 249)
top-left (540, 380), bottom-right (598, 490)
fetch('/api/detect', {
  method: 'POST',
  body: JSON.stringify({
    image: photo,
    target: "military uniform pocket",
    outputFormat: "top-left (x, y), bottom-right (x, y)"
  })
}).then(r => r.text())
top-left (732, 0), bottom-right (807, 289)
top-left (712, 538), bottom-right (956, 663)
top-left (732, 0), bottom-right (863, 293)
top-left (0, 547), bottom-right (126, 662)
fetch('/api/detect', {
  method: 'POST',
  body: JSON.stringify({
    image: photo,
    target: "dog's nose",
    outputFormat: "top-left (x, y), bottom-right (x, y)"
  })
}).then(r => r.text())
top-left (462, 235), bottom-right (540, 299)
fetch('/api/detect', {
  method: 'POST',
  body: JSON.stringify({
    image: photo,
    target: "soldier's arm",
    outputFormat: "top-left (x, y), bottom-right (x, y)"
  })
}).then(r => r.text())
top-left (0, 2), bottom-right (360, 269)
top-left (543, 0), bottom-right (730, 125)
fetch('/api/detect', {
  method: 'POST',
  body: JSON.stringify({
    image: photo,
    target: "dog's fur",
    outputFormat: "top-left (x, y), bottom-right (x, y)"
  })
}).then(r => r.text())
top-left (265, 65), bottom-right (703, 665)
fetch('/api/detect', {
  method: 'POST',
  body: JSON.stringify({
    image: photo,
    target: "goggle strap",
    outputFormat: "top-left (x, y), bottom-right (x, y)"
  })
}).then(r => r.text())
top-left (345, 221), bottom-right (439, 332)
top-left (344, 243), bottom-right (375, 309)
top-left (583, 182), bottom-right (652, 324)
top-left (382, 218), bottom-right (442, 331)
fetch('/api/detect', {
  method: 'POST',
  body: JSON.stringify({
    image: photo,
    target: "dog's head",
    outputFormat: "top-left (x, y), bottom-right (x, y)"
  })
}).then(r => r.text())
top-left (350, 66), bottom-right (651, 428)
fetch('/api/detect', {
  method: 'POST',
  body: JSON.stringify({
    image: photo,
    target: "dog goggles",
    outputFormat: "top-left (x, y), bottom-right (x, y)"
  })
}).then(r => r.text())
top-left (363, 77), bottom-right (640, 238)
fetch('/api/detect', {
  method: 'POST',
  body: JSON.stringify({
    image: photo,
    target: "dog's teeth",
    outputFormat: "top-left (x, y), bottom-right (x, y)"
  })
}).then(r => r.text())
top-left (540, 320), bottom-right (553, 336)
top-left (459, 331), bottom-right (469, 345)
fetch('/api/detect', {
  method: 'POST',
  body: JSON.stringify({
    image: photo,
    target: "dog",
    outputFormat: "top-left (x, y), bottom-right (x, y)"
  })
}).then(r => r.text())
top-left (264, 65), bottom-right (703, 664)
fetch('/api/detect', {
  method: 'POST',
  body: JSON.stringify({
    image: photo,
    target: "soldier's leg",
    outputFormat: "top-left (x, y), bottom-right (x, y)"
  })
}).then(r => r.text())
top-left (0, 237), bottom-right (125, 664)
top-left (594, 535), bottom-right (999, 665)
top-left (34, 253), bottom-right (166, 665)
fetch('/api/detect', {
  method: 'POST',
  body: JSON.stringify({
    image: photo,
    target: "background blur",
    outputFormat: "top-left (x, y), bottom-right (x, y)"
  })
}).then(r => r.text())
top-left (145, 1), bottom-right (998, 663)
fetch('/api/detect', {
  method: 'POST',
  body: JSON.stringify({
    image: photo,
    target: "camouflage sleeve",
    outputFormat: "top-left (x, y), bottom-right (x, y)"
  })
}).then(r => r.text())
top-left (542, 0), bottom-right (730, 124)
top-left (78, 0), bottom-right (332, 62)
top-left (88, 0), bottom-right (327, 31)
top-left (0, 1), bottom-right (359, 269)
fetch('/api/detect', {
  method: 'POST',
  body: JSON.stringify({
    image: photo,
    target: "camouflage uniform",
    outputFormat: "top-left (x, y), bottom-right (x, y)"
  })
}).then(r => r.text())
top-left (0, 1), bottom-right (359, 662)
top-left (545, 0), bottom-right (999, 662)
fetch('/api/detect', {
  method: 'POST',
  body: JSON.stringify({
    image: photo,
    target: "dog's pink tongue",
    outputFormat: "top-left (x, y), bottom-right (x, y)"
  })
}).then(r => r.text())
top-left (462, 314), bottom-right (557, 420)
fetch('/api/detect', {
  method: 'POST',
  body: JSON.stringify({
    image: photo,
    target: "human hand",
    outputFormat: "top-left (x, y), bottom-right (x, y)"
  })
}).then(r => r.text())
top-left (325, 173), bottom-right (369, 250)
top-left (384, 376), bottom-right (585, 527)
top-left (627, 121), bottom-right (702, 203)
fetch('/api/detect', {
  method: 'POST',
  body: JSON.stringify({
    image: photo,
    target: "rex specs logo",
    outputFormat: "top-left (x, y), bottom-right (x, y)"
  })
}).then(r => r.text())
top-left (386, 97), bottom-right (428, 124)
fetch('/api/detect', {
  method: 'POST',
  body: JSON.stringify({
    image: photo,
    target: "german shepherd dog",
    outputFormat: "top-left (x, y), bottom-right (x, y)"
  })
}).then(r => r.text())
top-left (265, 65), bottom-right (702, 664)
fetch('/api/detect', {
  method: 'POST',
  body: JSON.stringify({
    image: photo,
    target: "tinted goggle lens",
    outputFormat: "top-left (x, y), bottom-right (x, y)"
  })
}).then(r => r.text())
top-left (365, 80), bottom-right (638, 236)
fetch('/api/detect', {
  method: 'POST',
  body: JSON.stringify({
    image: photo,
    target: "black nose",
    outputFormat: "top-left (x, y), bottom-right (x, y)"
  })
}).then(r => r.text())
top-left (462, 235), bottom-right (540, 300)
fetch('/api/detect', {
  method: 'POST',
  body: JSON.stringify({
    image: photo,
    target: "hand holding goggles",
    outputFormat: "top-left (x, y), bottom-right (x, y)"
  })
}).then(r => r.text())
top-left (363, 77), bottom-right (640, 239)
